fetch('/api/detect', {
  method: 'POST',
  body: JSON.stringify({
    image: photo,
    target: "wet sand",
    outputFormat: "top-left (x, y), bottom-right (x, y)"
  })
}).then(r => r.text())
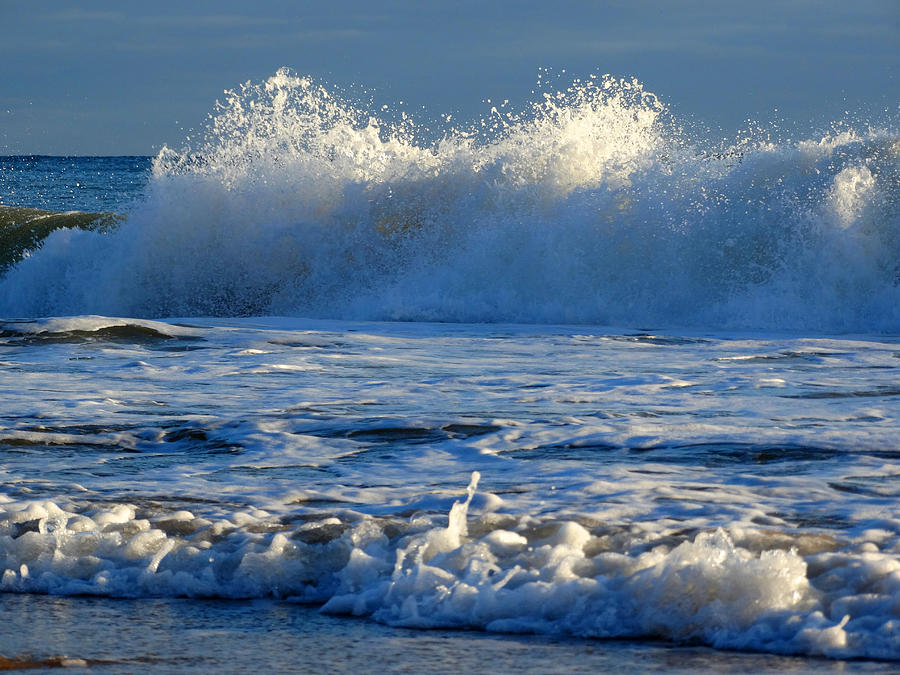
top-left (0, 594), bottom-right (890, 673)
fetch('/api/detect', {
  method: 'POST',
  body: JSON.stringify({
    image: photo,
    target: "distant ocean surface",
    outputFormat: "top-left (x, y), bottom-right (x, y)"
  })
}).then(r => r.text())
top-left (0, 155), bottom-right (152, 213)
top-left (0, 69), bottom-right (898, 671)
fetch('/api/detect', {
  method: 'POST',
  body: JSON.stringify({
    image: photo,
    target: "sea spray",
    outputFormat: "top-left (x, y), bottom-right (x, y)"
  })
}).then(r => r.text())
top-left (0, 68), bottom-right (897, 329)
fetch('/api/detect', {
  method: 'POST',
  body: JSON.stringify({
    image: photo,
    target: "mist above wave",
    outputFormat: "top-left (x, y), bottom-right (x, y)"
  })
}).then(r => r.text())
top-left (1, 67), bottom-right (897, 330)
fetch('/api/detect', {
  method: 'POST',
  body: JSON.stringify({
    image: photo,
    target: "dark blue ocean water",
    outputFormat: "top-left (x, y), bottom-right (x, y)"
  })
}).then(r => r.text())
top-left (0, 156), bottom-right (151, 212)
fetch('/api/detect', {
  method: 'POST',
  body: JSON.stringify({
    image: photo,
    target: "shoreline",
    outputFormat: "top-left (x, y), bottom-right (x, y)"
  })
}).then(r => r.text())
top-left (0, 594), bottom-right (892, 673)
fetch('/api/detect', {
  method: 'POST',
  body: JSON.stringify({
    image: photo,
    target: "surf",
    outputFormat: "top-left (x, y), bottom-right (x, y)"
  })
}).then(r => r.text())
top-left (0, 206), bottom-right (118, 274)
top-left (0, 68), bottom-right (897, 330)
top-left (1, 471), bottom-right (896, 660)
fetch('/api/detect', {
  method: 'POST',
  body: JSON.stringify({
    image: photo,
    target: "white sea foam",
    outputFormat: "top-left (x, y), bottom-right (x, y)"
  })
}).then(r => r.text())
top-left (0, 69), bottom-right (897, 330)
top-left (1, 473), bottom-right (898, 659)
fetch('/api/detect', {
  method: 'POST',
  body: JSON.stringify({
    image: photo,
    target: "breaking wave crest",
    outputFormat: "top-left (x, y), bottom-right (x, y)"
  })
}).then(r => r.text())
top-left (1, 68), bottom-right (897, 330)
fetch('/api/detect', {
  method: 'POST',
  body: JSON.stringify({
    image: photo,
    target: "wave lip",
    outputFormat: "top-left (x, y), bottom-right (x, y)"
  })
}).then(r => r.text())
top-left (0, 206), bottom-right (118, 274)
top-left (0, 316), bottom-right (204, 346)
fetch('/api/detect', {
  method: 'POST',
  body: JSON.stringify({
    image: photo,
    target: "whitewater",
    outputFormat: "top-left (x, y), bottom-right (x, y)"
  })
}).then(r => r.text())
top-left (2, 68), bottom-right (898, 329)
top-left (0, 69), bottom-right (898, 668)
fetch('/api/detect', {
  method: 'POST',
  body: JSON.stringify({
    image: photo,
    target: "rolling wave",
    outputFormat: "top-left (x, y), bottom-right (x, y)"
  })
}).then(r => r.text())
top-left (0, 206), bottom-right (117, 273)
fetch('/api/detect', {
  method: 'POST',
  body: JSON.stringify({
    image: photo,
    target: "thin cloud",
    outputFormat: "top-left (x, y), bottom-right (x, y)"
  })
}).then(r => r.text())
top-left (141, 14), bottom-right (289, 28)
top-left (41, 10), bottom-right (290, 29)
top-left (42, 10), bottom-right (126, 22)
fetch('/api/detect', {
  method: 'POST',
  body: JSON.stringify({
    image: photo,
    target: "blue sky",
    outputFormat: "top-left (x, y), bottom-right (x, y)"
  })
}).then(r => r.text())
top-left (1, 1), bottom-right (896, 155)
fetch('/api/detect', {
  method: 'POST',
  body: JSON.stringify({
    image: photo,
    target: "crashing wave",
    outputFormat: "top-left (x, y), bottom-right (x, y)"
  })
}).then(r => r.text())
top-left (0, 68), bottom-right (897, 330)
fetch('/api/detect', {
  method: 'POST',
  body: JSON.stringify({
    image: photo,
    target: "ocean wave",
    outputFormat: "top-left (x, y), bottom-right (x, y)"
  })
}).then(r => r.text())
top-left (0, 206), bottom-right (117, 274)
top-left (1, 473), bottom-right (898, 659)
top-left (0, 68), bottom-right (897, 330)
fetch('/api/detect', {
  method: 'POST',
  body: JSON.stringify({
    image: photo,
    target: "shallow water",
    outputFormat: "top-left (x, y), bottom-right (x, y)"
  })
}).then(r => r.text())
top-left (0, 317), bottom-right (898, 662)
top-left (1, 594), bottom-right (891, 674)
